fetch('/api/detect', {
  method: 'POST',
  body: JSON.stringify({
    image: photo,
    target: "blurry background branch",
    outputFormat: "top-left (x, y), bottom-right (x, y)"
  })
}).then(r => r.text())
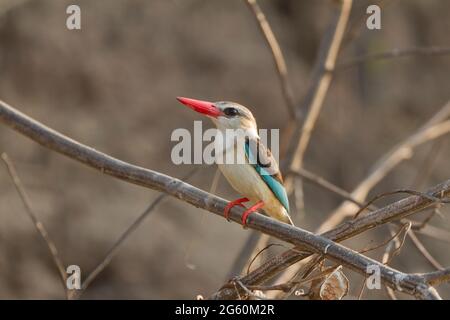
top-left (284, 0), bottom-right (353, 217)
top-left (1, 152), bottom-right (68, 298)
top-left (337, 46), bottom-right (450, 71)
top-left (0, 0), bottom-right (33, 16)
top-left (317, 100), bottom-right (450, 233)
top-left (245, 0), bottom-right (296, 117)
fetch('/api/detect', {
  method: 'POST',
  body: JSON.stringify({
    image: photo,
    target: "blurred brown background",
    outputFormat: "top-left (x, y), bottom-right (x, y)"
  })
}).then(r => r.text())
top-left (0, 0), bottom-right (449, 299)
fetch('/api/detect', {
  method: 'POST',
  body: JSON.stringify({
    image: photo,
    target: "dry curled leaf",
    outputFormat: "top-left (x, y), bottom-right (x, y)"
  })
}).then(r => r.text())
top-left (310, 266), bottom-right (349, 300)
top-left (248, 290), bottom-right (266, 300)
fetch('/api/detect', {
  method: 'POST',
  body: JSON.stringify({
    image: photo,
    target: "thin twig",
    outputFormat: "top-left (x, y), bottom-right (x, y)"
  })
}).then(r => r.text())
top-left (287, 0), bottom-right (353, 172)
top-left (288, 168), bottom-right (447, 274)
top-left (317, 101), bottom-right (450, 233)
top-left (357, 278), bottom-right (366, 300)
top-left (411, 140), bottom-right (444, 189)
top-left (274, 255), bottom-right (324, 299)
top-left (284, 0), bottom-right (353, 217)
top-left (342, 0), bottom-right (396, 49)
top-left (1, 152), bottom-right (68, 298)
top-left (0, 0), bottom-right (33, 16)
top-left (289, 168), bottom-right (370, 209)
top-left (297, 169), bottom-right (447, 272)
top-left (359, 223), bottom-right (408, 255)
top-left (227, 233), bottom-right (271, 281)
top-left (287, 169), bottom-right (448, 288)
top-left (225, 232), bottom-right (264, 280)
top-left (73, 168), bottom-right (198, 299)
top-left (407, 229), bottom-right (444, 270)
top-left (385, 285), bottom-right (398, 300)
top-left (406, 138), bottom-right (444, 274)
top-left (415, 224), bottom-right (450, 243)
top-left (382, 222), bottom-right (411, 265)
top-left (246, 243), bottom-right (285, 276)
top-left (242, 166), bottom-right (449, 298)
top-left (247, 265), bottom-right (338, 294)
top-left (353, 189), bottom-right (450, 219)
top-left (337, 46), bottom-right (450, 71)
top-left (380, 221), bottom-right (409, 300)
top-left (212, 179), bottom-right (450, 300)
top-left (76, 193), bottom-right (166, 298)
top-left (245, 0), bottom-right (296, 117)
top-left (235, 279), bottom-right (268, 300)
top-left (420, 268), bottom-right (450, 287)
top-left (184, 168), bottom-right (220, 270)
top-left (411, 209), bottom-right (438, 231)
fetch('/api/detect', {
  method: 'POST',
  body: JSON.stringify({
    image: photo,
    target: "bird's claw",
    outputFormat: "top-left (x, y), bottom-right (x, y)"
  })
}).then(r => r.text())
top-left (241, 201), bottom-right (265, 228)
top-left (224, 197), bottom-right (249, 221)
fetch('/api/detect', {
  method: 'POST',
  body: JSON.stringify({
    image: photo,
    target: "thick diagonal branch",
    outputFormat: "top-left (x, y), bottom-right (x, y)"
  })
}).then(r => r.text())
top-left (1, 100), bottom-right (447, 300)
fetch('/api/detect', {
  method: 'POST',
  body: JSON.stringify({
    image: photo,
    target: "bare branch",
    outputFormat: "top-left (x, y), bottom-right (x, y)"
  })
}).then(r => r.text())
top-left (411, 140), bottom-right (444, 189)
top-left (1, 152), bottom-right (68, 298)
top-left (284, 0), bottom-right (353, 215)
top-left (1, 99), bottom-right (447, 301)
top-left (289, 168), bottom-right (446, 274)
top-left (415, 224), bottom-right (450, 243)
top-left (357, 277), bottom-right (367, 300)
top-left (212, 179), bottom-right (450, 299)
top-left (226, 232), bottom-right (263, 280)
top-left (385, 285), bottom-right (398, 300)
top-left (276, 168), bottom-right (449, 292)
top-left (0, 0), bottom-right (33, 16)
top-left (317, 100), bottom-right (450, 233)
top-left (71, 169), bottom-right (198, 299)
top-left (420, 268), bottom-right (450, 287)
top-left (337, 46), bottom-right (450, 71)
top-left (74, 193), bottom-right (166, 298)
top-left (359, 222), bottom-right (408, 255)
top-left (245, 0), bottom-right (296, 117)
top-left (381, 222), bottom-right (411, 265)
top-left (287, 0), bottom-right (353, 172)
top-left (289, 168), bottom-right (371, 209)
top-left (288, 169), bottom-right (447, 285)
top-left (407, 229), bottom-right (444, 270)
top-left (248, 265), bottom-right (339, 294)
top-left (353, 189), bottom-right (450, 219)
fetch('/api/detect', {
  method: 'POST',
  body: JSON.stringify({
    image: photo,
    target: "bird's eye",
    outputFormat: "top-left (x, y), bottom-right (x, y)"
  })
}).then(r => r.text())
top-left (224, 107), bottom-right (239, 117)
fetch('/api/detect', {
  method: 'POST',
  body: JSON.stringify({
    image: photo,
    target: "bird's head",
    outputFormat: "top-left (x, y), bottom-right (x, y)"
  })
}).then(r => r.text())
top-left (177, 97), bottom-right (257, 134)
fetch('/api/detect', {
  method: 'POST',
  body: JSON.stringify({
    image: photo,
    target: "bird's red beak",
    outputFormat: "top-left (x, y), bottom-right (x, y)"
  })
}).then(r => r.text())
top-left (176, 97), bottom-right (222, 118)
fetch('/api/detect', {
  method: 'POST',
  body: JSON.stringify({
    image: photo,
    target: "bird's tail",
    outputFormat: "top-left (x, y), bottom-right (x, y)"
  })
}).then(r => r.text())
top-left (285, 214), bottom-right (295, 226)
top-left (279, 208), bottom-right (295, 226)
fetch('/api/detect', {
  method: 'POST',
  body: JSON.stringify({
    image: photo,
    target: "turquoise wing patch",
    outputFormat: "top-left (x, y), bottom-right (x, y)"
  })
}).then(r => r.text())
top-left (244, 141), bottom-right (290, 212)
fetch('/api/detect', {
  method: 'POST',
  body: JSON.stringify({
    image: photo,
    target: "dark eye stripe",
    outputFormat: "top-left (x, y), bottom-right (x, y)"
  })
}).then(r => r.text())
top-left (224, 107), bottom-right (239, 117)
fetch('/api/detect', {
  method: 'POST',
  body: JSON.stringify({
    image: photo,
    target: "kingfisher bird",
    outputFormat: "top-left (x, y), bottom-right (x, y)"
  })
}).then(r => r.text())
top-left (177, 97), bottom-right (293, 226)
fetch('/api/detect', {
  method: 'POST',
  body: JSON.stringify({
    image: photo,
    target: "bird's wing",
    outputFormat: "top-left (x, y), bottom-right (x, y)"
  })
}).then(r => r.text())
top-left (244, 137), bottom-right (290, 213)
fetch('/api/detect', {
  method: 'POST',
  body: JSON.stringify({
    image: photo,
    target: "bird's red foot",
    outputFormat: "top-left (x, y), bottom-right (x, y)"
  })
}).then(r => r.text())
top-left (224, 197), bottom-right (249, 221)
top-left (241, 201), bottom-right (264, 228)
